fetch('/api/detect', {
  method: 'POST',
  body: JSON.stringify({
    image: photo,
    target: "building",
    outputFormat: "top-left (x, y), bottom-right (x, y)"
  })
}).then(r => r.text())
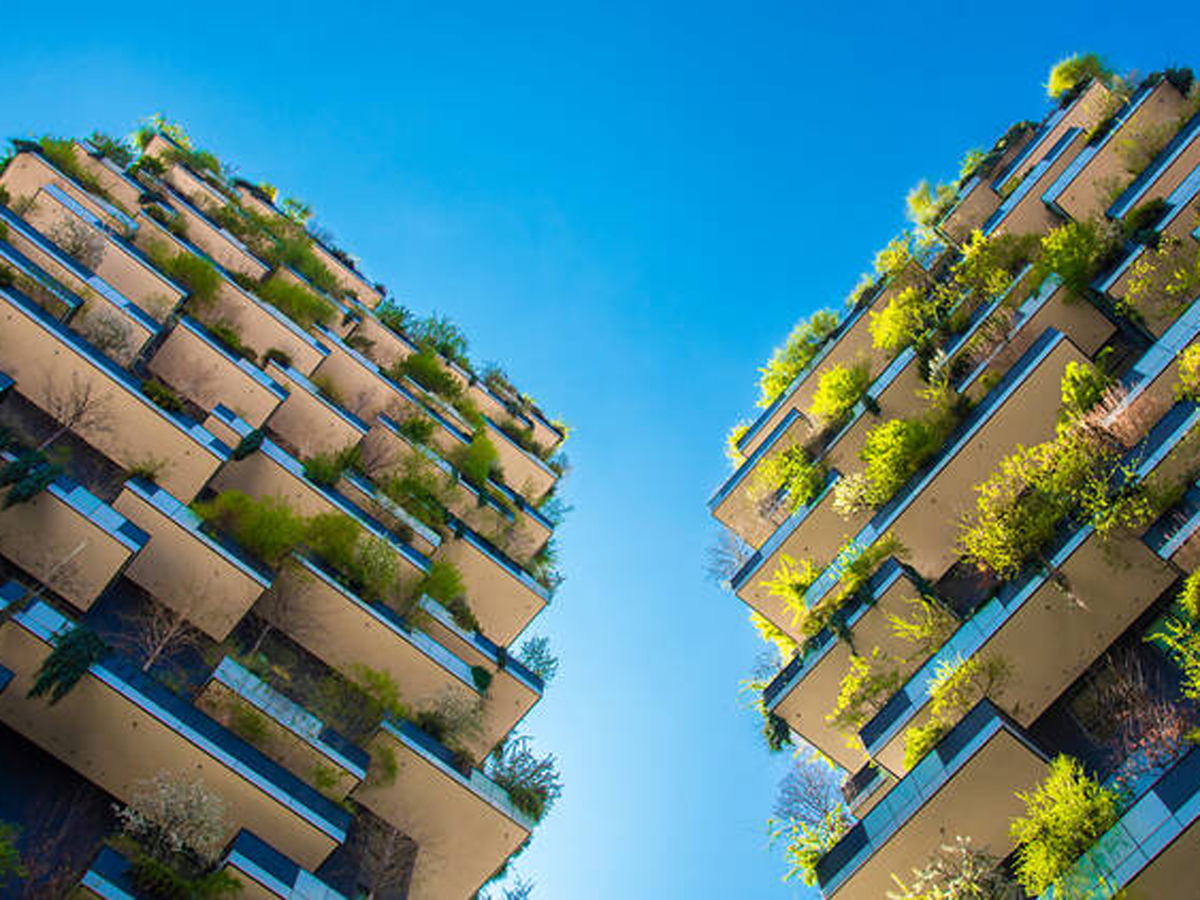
top-left (710, 59), bottom-right (1200, 898)
top-left (0, 120), bottom-right (567, 898)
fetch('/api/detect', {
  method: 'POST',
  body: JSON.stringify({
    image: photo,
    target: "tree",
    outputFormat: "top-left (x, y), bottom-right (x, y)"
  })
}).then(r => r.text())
top-left (350, 811), bottom-right (418, 900)
top-left (113, 596), bottom-right (205, 674)
top-left (888, 835), bottom-right (1021, 899)
top-left (488, 734), bottom-right (562, 823)
top-left (773, 754), bottom-right (844, 830)
top-left (758, 310), bottom-right (840, 408)
top-left (1046, 53), bottom-right (1114, 99)
top-left (116, 771), bottom-right (229, 866)
top-left (27, 625), bottom-right (109, 705)
top-left (37, 373), bottom-right (110, 450)
top-left (516, 636), bottom-right (559, 685)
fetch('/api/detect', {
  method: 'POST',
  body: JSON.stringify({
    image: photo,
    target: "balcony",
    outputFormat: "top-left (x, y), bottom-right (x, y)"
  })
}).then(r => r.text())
top-left (1145, 476), bottom-right (1200, 568)
top-left (24, 181), bottom-right (186, 321)
top-left (1104, 297), bottom-right (1200, 435)
top-left (0, 456), bottom-right (148, 610)
top-left (0, 286), bottom-right (230, 500)
top-left (798, 328), bottom-right (1085, 614)
top-left (163, 160), bottom-right (233, 213)
top-left (762, 560), bottom-right (926, 771)
top-left (814, 700), bottom-right (1048, 899)
top-left (485, 413), bottom-right (557, 502)
top-left (1098, 164), bottom-right (1200, 319)
top-left (713, 343), bottom-right (925, 549)
top-left (148, 316), bottom-right (288, 427)
top-left (438, 516), bottom-right (551, 647)
top-left (160, 181), bottom-right (271, 280)
top-left (1039, 748), bottom-right (1200, 899)
top-left (0, 206), bottom-right (160, 366)
top-left (0, 148), bottom-right (137, 236)
top-left (1043, 78), bottom-right (1188, 223)
top-left (1108, 111), bottom-right (1200, 221)
top-left (858, 404), bottom-right (1191, 775)
top-left (733, 279), bottom-right (899, 463)
top-left (338, 468), bottom-right (443, 556)
top-left (263, 361), bottom-right (369, 459)
top-left (354, 718), bottom-right (533, 900)
top-left (112, 477), bottom-right (272, 640)
top-left (306, 239), bottom-right (383, 309)
top-left (73, 139), bottom-right (146, 212)
top-left (0, 600), bottom-right (351, 869)
top-left (197, 656), bottom-right (369, 801)
top-left (80, 830), bottom-right (350, 900)
top-left (940, 128), bottom-right (1036, 244)
top-left (982, 126), bottom-right (1084, 237)
top-left (274, 266), bottom-right (357, 339)
top-left (132, 214), bottom-right (331, 376)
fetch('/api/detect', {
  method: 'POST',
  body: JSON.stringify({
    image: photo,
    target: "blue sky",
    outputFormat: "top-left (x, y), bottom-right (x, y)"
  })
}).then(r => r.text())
top-left (2, 3), bottom-right (1199, 897)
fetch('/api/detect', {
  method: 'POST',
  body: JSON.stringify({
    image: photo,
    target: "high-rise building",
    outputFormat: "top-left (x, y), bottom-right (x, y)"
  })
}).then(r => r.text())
top-left (710, 59), bottom-right (1200, 899)
top-left (0, 120), bottom-right (567, 899)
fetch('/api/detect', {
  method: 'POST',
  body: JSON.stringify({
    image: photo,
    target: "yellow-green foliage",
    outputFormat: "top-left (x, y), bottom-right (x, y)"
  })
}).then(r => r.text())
top-left (1010, 755), bottom-right (1120, 895)
top-left (1178, 344), bottom-right (1200, 400)
top-left (887, 595), bottom-right (958, 661)
top-left (749, 443), bottom-right (826, 514)
top-left (762, 555), bottom-right (822, 631)
top-left (1046, 53), bottom-right (1113, 99)
top-left (1035, 219), bottom-right (1121, 298)
top-left (750, 611), bottom-right (798, 665)
top-left (771, 806), bottom-right (850, 887)
top-left (903, 653), bottom-right (1010, 768)
top-left (1182, 569), bottom-right (1200, 622)
top-left (826, 648), bottom-right (902, 735)
top-left (874, 234), bottom-right (915, 279)
top-left (809, 362), bottom-right (871, 423)
top-left (726, 421), bottom-right (750, 468)
top-left (258, 276), bottom-right (335, 328)
top-left (869, 285), bottom-right (934, 354)
top-left (758, 310), bottom-right (840, 408)
top-left (1125, 235), bottom-right (1200, 320)
top-left (1059, 360), bottom-right (1111, 421)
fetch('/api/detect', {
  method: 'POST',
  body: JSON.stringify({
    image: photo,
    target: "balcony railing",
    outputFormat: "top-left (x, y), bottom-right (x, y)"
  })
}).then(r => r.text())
top-left (1109, 110), bottom-right (1200, 219)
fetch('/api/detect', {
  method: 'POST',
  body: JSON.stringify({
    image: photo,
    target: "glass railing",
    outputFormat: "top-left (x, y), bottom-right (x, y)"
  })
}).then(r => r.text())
top-left (0, 239), bottom-right (83, 314)
top-left (982, 127), bottom-right (1083, 236)
top-left (1110, 297), bottom-right (1200, 410)
top-left (817, 700), bottom-right (1044, 894)
top-left (9, 600), bottom-right (351, 843)
top-left (801, 328), bottom-right (1066, 613)
top-left (417, 596), bottom-right (545, 693)
top-left (222, 829), bottom-right (349, 899)
top-left (1144, 477), bottom-right (1200, 560)
top-left (0, 286), bottom-right (230, 460)
top-left (340, 469), bottom-right (443, 549)
top-left (1038, 747), bottom-right (1200, 899)
top-left (1109, 111), bottom-right (1200, 219)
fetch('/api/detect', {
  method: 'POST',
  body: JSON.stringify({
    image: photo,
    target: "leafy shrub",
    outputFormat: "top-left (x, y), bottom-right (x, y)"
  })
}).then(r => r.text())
top-left (230, 428), bottom-right (263, 461)
top-left (89, 131), bottom-right (134, 167)
top-left (152, 246), bottom-right (221, 308)
top-left (770, 805), bottom-right (850, 886)
top-left (1123, 235), bottom-right (1200, 321)
top-left (397, 414), bottom-right (435, 445)
top-left (1035, 219), bottom-right (1122, 298)
top-left (390, 345), bottom-right (462, 400)
top-left (194, 491), bottom-right (308, 566)
top-left (413, 313), bottom-right (470, 366)
top-left (1046, 53), bottom-right (1113, 100)
top-left (762, 555), bottom-right (822, 631)
top-left (826, 649), bottom-right (902, 734)
top-left (0, 450), bottom-right (61, 508)
top-left (118, 770), bottom-right (229, 865)
top-left (809, 362), bottom-right (871, 423)
top-left (449, 432), bottom-right (500, 486)
top-left (258, 276), bottom-right (335, 328)
top-left (1010, 755), bottom-right (1120, 895)
top-left (377, 301), bottom-right (415, 337)
top-left (748, 443), bottom-right (826, 515)
top-left (1178, 344), bottom-right (1200, 400)
top-left (758, 310), bottom-right (840, 408)
top-left (37, 136), bottom-right (105, 197)
top-left (726, 422), bottom-right (750, 468)
top-left (1059, 360), bottom-right (1111, 421)
top-left (206, 321), bottom-right (256, 363)
top-left (886, 595), bottom-right (958, 661)
top-left (905, 180), bottom-right (955, 229)
top-left (903, 654), bottom-right (1010, 768)
top-left (471, 665), bottom-right (493, 692)
top-left (303, 443), bottom-right (361, 487)
top-left (869, 285), bottom-right (935, 354)
top-left (142, 378), bottom-right (187, 414)
top-left (27, 625), bottom-right (109, 705)
top-left (889, 835), bottom-right (1021, 899)
top-left (488, 735), bottom-right (562, 823)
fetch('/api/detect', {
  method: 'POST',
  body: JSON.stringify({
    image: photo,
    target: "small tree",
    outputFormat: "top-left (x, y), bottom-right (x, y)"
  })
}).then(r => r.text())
top-left (27, 625), bottom-right (109, 705)
top-left (114, 597), bottom-right (205, 673)
top-left (1010, 755), bottom-right (1120, 895)
top-left (37, 373), bottom-right (110, 450)
top-left (774, 752), bottom-right (845, 831)
top-left (1046, 53), bottom-right (1114, 100)
top-left (770, 804), bottom-right (849, 887)
top-left (117, 771), bottom-right (229, 866)
top-left (488, 734), bottom-right (562, 823)
top-left (888, 836), bottom-right (1021, 899)
top-left (516, 636), bottom-right (559, 685)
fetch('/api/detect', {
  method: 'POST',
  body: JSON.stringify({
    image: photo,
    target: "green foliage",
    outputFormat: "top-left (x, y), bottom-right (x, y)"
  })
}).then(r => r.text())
top-left (390, 345), bottom-right (462, 400)
top-left (1035, 219), bottom-right (1121, 298)
top-left (762, 555), bottom-right (822, 632)
top-left (128, 853), bottom-right (243, 900)
top-left (749, 443), bottom-right (826, 514)
top-left (449, 431), bottom-right (501, 486)
top-left (230, 428), bottom-right (263, 461)
top-left (418, 559), bottom-right (468, 609)
top-left (414, 313), bottom-right (470, 366)
top-left (142, 378), bottom-right (187, 414)
top-left (263, 347), bottom-right (292, 369)
top-left (1046, 53), bottom-right (1113, 99)
top-left (28, 625), bottom-right (109, 705)
top-left (757, 310), bottom-right (840, 408)
top-left (302, 443), bottom-right (361, 487)
top-left (905, 180), bottom-right (955, 229)
top-left (349, 663), bottom-right (412, 722)
top-left (1178, 344), bottom-right (1200, 401)
top-left (904, 654), bottom-right (1010, 768)
top-left (958, 147), bottom-right (987, 181)
top-left (0, 822), bottom-right (24, 888)
top-left (397, 414), bottom-right (435, 446)
top-left (257, 276), bottom-right (335, 328)
top-left (809, 362), bottom-right (871, 423)
top-left (516, 635), bottom-right (560, 684)
top-left (826, 649), bottom-right (903, 734)
top-left (888, 835), bottom-right (1021, 899)
top-left (1181, 569), bottom-right (1200, 623)
top-left (1010, 755), bottom-right (1120, 895)
top-left (146, 242), bottom-right (222, 308)
top-left (226, 701), bottom-right (269, 745)
top-left (379, 455), bottom-right (450, 532)
top-left (870, 285), bottom-right (935, 354)
top-left (368, 742), bottom-right (399, 787)
top-left (489, 734), bottom-right (562, 823)
top-left (770, 805), bottom-right (850, 886)
top-left (726, 421), bottom-right (750, 468)
top-left (951, 230), bottom-right (1038, 305)
top-left (874, 233), bottom-right (917, 279)
top-left (0, 449), bottom-right (61, 508)
top-left (194, 491), bottom-right (308, 566)
top-left (471, 665), bottom-right (494, 692)
top-left (377, 301), bottom-right (415, 337)
top-left (206, 321), bottom-right (256, 363)
top-left (89, 131), bottom-right (134, 166)
top-left (1060, 360), bottom-right (1111, 422)
top-left (886, 595), bottom-right (958, 662)
top-left (1124, 235), bottom-right (1200, 322)
top-left (37, 136), bottom-right (105, 196)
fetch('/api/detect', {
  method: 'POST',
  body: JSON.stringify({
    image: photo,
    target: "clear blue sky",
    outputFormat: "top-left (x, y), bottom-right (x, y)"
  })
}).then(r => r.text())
top-left (2, 4), bottom-right (1198, 897)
